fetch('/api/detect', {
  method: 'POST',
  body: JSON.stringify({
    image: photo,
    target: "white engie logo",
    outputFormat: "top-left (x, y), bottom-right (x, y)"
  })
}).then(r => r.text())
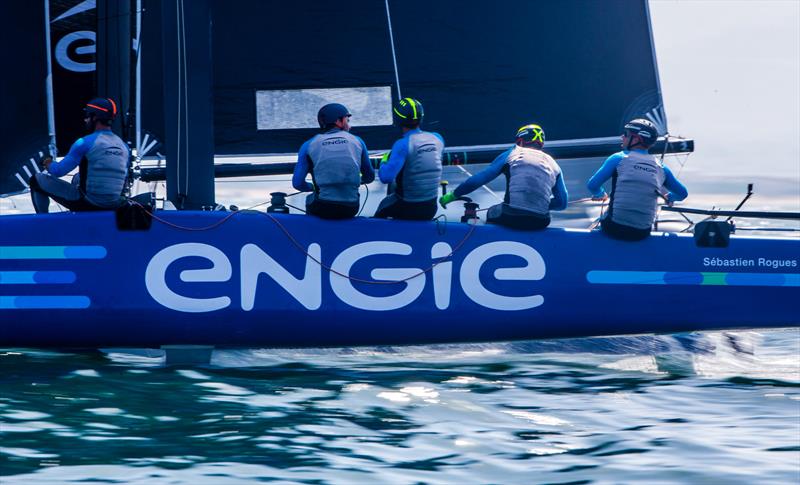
top-left (145, 241), bottom-right (546, 313)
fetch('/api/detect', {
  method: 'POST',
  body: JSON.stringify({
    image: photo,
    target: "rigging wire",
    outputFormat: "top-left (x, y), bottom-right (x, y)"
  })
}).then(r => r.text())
top-left (174, 0), bottom-right (182, 205)
top-left (285, 203), bottom-right (306, 213)
top-left (357, 183), bottom-right (370, 216)
top-left (384, 0), bottom-right (402, 100)
top-left (179, 0), bottom-right (190, 203)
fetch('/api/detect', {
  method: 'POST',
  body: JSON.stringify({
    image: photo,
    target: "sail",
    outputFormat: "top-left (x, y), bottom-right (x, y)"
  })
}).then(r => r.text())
top-left (139, 0), bottom-right (667, 156)
top-left (0, 1), bottom-right (51, 197)
top-left (49, 0), bottom-right (99, 156)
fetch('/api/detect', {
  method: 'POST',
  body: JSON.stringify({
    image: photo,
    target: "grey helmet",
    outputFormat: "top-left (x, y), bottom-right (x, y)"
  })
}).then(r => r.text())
top-left (623, 118), bottom-right (658, 146)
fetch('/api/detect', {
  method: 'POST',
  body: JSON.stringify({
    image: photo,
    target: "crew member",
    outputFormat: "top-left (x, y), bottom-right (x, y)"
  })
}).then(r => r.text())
top-left (586, 118), bottom-right (688, 241)
top-left (30, 97), bottom-right (129, 213)
top-left (374, 97), bottom-right (444, 220)
top-left (440, 124), bottom-right (568, 230)
top-left (292, 103), bottom-right (375, 219)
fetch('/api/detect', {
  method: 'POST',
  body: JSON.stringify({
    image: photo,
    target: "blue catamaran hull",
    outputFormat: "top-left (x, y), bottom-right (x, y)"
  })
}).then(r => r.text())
top-left (1, 211), bottom-right (798, 348)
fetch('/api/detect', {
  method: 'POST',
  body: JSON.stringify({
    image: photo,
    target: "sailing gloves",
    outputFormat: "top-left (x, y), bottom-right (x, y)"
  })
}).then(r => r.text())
top-left (372, 151), bottom-right (391, 169)
top-left (439, 192), bottom-right (456, 208)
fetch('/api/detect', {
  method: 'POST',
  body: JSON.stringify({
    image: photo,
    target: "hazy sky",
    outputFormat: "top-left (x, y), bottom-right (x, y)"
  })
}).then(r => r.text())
top-left (649, 0), bottom-right (799, 180)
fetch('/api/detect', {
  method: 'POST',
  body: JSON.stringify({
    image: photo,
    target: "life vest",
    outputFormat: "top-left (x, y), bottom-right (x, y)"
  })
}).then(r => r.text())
top-left (608, 150), bottom-right (666, 229)
top-left (503, 145), bottom-right (560, 216)
top-left (306, 129), bottom-right (364, 204)
top-left (80, 131), bottom-right (128, 207)
top-left (396, 131), bottom-right (443, 202)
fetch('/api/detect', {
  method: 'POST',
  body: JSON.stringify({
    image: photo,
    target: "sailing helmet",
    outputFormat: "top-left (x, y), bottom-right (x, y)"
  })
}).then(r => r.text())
top-left (623, 118), bottom-right (658, 146)
top-left (317, 103), bottom-right (351, 128)
top-left (515, 124), bottom-right (545, 147)
top-left (392, 97), bottom-right (424, 127)
top-left (84, 97), bottom-right (117, 122)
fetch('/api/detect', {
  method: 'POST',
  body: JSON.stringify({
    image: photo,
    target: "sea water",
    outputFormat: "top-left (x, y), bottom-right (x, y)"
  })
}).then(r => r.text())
top-left (0, 330), bottom-right (798, 484)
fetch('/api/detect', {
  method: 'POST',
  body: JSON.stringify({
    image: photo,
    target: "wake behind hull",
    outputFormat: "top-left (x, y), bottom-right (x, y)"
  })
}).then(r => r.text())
top-left (1, 211), bottom-right (798, 348)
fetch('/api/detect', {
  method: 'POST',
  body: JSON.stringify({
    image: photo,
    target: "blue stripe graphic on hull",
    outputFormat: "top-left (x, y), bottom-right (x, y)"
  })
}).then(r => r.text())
top-left (0, 296), bottom-right (91, 309)
top-left (586, 271), bottom-right (667, 285)
top-left (0, 246), bottom-right (107, 259)
top-left (0, 271), bottom-right (77, 284)
top-left (587, 271), bottom-right (800, 287)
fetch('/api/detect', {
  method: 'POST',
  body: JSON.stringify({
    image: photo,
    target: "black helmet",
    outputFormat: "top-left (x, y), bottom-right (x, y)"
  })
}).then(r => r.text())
top-left (623, 118), bottom-right (658, 146)
top-left (392, 97), bottom-right (424, 127)
top-left (84, 97), bottom-right (117, 122)
top-left (515, 124), bottom-right (545, 147)
top-left (317, 103), bottom-right (351, 128)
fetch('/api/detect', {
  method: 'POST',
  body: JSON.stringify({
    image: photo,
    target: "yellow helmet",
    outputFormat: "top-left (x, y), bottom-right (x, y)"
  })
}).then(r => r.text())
top-left (515, 124), bottom-right (545, 147)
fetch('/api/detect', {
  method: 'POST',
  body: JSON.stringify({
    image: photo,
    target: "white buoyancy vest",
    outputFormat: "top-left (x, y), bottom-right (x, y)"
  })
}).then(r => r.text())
top-left (83, 131), bottom-right (129, 207)
top-left (307, 130), bottom-right (363, 204)
top-left (397, 131), bottom-right (443, 202)
top-left (609, 151), bottom-right (666, 229)
top-left (505, 146), bottom-right (560, 215)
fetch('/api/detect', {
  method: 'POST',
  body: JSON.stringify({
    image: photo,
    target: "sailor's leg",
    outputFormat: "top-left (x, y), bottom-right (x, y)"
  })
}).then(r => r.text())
top-left (485, 203), bottom-right (505, 225)
top-left (29, 174), bottom-right (50, 213)
top-left (305, 193), bottom-right (320, 216)
top-left (600, 218), bottom-right (650, 241)
top-left (29, 173), bottom-right (81, 214)
top-left (486, 203), bottom-right (550, 230)
top-left (373, 194), bottom-right (400, 218)
top-left (382, 197), bottom-right (438, 221)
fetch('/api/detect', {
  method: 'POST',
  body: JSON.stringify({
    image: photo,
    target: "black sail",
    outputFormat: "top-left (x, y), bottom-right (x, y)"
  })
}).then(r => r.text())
top-left (2, 0), bottom-right (675, 197)
top-left (0, 1), bottom-right (50, 197)
top-left (143, 0), bottom-right (668, 156)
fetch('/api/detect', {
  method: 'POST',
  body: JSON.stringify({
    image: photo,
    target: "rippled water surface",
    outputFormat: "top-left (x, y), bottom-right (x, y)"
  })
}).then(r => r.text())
top-left (1, 330), bottom-right (798, 484)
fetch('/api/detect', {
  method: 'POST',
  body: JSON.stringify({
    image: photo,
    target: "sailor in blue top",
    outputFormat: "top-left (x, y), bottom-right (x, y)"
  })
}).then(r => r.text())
top-left (292, 103), bottom-right (375, 219)
top-left (587, 118), bottom-right (688, 241)
top-left (30, 97), bottom-right (130, 214)
top-left (440, 124), bottom-right (568, 230)
top-left (374, 97), bottom-right (444, 220)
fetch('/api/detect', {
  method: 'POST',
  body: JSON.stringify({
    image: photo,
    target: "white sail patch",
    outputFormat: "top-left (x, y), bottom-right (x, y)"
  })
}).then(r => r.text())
top-left (255, 87), bottom-right (393, 130)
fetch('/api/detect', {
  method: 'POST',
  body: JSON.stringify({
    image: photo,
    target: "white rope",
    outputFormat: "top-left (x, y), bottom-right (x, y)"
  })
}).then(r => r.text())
top-left (455, 165), bottom-right (503, 202)
top-left (384, 0), bottom-right (402, 100)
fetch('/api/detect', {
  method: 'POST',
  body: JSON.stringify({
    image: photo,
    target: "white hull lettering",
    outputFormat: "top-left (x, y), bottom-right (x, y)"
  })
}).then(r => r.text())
top-left (145, 243), bottom-right (232, 313)
top-left (145, 241), bottom-right (547, 313)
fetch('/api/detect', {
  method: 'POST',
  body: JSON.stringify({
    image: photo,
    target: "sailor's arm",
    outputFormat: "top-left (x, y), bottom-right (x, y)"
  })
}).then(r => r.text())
top-left (663, 166), bottom-right (688, 202)
top-left (47, 137), bottom-right (90, 177)
top-left (586, 153), bottom-right (623, 198)
top-left (549, 173), bottom-right (569, 211)
top-left (357, 137), bottom-right (375, 184)
top-left (378, 137), bottom-right (409, 184)
top-left (292, 140), bottom-right (314, 192)
top-left (453, 148), bottom-right (509, 198)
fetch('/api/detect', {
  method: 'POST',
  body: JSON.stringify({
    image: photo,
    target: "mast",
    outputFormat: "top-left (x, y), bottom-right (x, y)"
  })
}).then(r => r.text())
top-left (160, 0), bottom-right (215, 210)
top-left (43, 0), bottom-right (56, 154)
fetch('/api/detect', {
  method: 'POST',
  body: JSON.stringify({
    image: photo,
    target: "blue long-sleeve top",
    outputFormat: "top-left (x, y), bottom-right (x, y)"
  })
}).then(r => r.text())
top-left (47, 130), bottom-right (127, 177)
top-left (292, 131), bottom-right (374, 192)
top-left (453, 147), bottom-right (569, 211)
top-left (378, 129), bottom-right (445, 183)
top-left (586, 149), bottom-right (688, 202)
